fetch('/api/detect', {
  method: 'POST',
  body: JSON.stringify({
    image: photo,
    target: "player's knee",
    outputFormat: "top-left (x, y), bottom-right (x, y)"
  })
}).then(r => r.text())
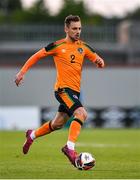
top-left (74, 107), bottom-right (87, 121)
top-left (82, 109), bottom-right (88, 121)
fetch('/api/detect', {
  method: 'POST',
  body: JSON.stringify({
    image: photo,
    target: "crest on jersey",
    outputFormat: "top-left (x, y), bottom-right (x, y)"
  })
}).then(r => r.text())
top-left (77, 48), bottom-right (83, 54)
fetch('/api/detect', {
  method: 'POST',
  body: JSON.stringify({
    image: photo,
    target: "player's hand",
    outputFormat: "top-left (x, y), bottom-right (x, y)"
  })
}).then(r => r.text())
top-left (95, 58), bottom-right (105, 68)
top-left (15, 71), bottom-right (25, 86)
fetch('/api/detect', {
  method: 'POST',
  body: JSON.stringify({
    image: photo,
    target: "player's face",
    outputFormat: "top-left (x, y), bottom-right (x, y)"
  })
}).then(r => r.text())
top-left (65, 21), bottom-right (82, 41)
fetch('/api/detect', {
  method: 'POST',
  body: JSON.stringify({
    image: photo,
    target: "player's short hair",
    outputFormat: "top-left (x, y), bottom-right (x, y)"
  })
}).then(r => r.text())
top-left (65, 15), bottom-right (81, 27)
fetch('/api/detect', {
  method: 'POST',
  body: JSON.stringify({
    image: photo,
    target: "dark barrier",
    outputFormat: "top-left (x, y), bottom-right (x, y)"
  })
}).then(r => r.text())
top-left (40, 106), bottom-right (140, 128)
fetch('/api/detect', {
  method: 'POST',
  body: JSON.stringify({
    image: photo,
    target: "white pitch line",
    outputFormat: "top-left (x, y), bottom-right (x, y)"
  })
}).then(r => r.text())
top-left (76, 143), bottom-right (133, 148)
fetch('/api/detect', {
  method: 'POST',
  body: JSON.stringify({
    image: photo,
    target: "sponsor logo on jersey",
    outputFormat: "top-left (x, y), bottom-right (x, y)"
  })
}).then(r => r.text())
top-left (62, 49), bottom-right (66, 53)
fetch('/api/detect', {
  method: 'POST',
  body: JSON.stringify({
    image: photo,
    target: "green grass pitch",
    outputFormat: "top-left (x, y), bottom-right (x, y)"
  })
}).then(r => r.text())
top-left (0, 129), bottom-right (140, 179)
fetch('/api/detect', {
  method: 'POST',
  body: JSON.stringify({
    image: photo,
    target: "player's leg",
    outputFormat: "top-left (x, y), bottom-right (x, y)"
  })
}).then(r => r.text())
top-left (67, 106), bottom-right (87, 149)
top-left (23, 111), bottom-right (69, 154)
top-left (62, 107), bottom-right (87, 166)
top-left (34, 111), bottom-right (69, 138)
top-left (55, 88), bottom-right (87, 166)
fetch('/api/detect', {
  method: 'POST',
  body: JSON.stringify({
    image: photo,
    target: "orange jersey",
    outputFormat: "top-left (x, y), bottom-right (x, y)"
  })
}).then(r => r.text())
top-left (21, 38), bottom-right (104, 92)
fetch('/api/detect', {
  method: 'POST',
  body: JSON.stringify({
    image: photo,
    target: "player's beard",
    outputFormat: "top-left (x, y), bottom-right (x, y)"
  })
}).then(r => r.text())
top-left (70, 34), bottom-right (80, 42)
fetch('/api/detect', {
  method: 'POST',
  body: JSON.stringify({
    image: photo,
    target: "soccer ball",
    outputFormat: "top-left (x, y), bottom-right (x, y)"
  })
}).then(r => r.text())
top-left (75, 152), bottom-right (96, 170)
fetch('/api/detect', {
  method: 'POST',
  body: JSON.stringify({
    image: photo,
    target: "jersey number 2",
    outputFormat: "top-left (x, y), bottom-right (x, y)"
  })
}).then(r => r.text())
top-left (70, 54), bottom-right (75, 63)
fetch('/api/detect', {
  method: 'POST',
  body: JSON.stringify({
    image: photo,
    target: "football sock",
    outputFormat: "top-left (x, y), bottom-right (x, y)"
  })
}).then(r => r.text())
top-left (30, 130), bottom-right (35, 140)
top-left (67, 118), bottom-right (83, 150)
top-left (67, 140), bottom-right (75, 150)
top-left (35, 121), bottom-right (54, 138)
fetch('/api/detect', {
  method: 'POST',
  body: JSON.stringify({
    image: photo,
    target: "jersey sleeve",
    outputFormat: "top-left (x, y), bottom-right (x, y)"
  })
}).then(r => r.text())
top-left (84, 43), bottom-right (101, 63)
top-left (20, 42), bottom-right (57, 74)
top-left (44, 42), bottom-right (58, 55)
top-left (21, 48), bottom-right (48, 73)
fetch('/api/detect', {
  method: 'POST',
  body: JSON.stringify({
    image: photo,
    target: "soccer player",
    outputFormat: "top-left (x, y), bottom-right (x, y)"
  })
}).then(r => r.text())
top-left (15, 15), bottom-right (105, 167)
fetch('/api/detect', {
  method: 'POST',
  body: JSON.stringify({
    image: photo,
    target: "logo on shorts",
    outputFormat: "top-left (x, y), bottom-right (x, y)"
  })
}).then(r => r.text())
top-left (77, 48), bottom-right (83, 54)
top-left (73, 95), bottom-right (78, 99)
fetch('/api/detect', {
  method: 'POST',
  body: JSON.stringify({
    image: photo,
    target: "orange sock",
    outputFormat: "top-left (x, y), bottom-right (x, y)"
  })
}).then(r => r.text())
top-left (35, 121), bottom-right (54, 138)
top-left (68, 119), bottom-right (83, 143)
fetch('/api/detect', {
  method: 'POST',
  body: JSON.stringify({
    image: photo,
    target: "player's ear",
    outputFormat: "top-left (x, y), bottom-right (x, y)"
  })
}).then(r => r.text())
top-left (64, 25), bottom-right (68, 33)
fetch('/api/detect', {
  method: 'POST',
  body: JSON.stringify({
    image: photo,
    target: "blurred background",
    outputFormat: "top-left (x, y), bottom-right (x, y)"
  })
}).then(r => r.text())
top-left (0, 0), bottom-right (140, 130)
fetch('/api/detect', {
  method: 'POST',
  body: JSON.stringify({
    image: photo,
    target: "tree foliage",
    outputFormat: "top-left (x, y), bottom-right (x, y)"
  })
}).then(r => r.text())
top-left (0, 0), bottom-right (22, 14)
top-left (124, 7), bottom-right (140, 20)
top-left (57, 0), bottom-right (87, 22)
top-left (13, 0), bottom-right (50, 23)
top-left (0, 0), bottom-right (140, 25)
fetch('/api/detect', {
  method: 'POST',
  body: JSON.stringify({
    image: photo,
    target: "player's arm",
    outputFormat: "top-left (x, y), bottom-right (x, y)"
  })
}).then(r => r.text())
top-left (15, 48), bottom-right (48, 86)
top-left (15, 42), bottom-right (57, 86)
top-left (84, 43), bottom-right (105, 68)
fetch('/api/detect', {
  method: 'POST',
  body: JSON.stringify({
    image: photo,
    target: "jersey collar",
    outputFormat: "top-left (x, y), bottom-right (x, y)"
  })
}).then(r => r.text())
top-left (64, 38), bottom-right (81, 45)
